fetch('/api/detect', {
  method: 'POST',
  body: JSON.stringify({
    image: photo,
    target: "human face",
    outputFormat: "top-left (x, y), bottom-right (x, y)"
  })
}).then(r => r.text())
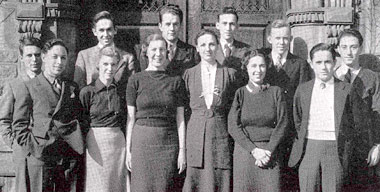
top-left (247, 56), bottom-right (266, 85)
top-left (310, 50), bottom-right (336, 82)
top-left (92, 18), bottom-right (117, 47)
top-left (159, 13), bottom-right (181, 43)
top-left (267, 27), bottom-right (292, 55)
top-left (216, 14), bottom-right (238, 42)
top-left (21, 45), bottom-right (42, 74)
top-left (338, 35), bottom-right (362, 68)
top-left (147, 40), bottom-right (167, 70)
top-left (196, 34), bottom-right (218, 63)
top-left (42, 45), bottom-right (68, 78)
top-left (98, 55), bottom-right (118, 81)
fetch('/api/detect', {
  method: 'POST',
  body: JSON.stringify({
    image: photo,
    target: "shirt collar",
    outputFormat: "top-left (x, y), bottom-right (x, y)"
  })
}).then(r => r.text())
top-left (315, 77), bottom-right (334, 87)
top-left (94, 78), bottom-right (117, 93)
top-left (271, 50), bottom-right (288, 64)
top-left (97, 43), bottom-right (115, 50)
top-left (220, 38), bottom-right (234, 49)
top-left (246, 80), bottom-right (269, 93)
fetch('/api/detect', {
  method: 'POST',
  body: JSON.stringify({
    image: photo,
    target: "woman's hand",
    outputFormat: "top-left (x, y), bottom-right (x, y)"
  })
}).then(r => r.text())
top-left (126, 150), bottom-right (132, 172)
top-left (177, 148), bottom-right (187, 174)
top-left (251, 148), bottom-right (271, 167)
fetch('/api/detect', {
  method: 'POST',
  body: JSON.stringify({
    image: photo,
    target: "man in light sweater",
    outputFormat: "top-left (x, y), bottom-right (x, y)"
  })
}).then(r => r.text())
top-left (289, 43), bottom-right (354, 191)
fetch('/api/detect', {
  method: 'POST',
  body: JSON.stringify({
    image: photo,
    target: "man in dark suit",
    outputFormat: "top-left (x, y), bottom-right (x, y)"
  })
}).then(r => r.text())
top-left (215, 7), bottom-right (250, 86)
top-left (13, 39), bottom-right (84, 192)
top-left (263, 19), bottom-right (312, 190)
top-left (0, 37), bottom-right (42, 192)
top-left (136, 4), bottom-right (197, 76)
top-left (74, 11), bottom-right (136, 90)
top-left (335, 29), bottom-right (380, 190)
top-left (289, 43), bottom-right (354, 191)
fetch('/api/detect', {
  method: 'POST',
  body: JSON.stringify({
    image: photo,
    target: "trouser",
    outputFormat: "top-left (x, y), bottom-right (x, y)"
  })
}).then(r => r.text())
top-left (299, 139), bottom-right (343, 192)
top-left (13, 143), bottom-right (28, 192)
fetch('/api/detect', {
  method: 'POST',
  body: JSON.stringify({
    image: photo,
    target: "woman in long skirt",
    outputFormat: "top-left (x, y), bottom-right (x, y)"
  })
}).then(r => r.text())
top-left (125, 34), bottom-right (186, 192)
top-left (182, 29), bottom-right (239, 192)
top-left (80, 46), bottom-right (127, 192)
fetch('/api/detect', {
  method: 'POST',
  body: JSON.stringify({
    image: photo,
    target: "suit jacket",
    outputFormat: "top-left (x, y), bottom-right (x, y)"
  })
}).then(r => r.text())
top-left (12, 74), bottom-right (83, 162)
top-left (136, 39), bottom-right (197, 76)
top-left (0, 71), bottom-right (31, 149)
top-left (349, 68), bottom-right (380, 160)
top-left (183, 64), bottom-right (238, 169)
top-left (74, 45), bottom-right (136, 89)
top-left (288, 78), bottom-right (354, 168)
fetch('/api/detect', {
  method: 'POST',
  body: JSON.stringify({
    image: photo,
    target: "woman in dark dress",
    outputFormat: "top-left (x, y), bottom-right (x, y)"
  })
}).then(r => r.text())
top-left (228, 49), bottom-right (288, 191)
top-left (182, 29), bottom-right (238, 192)
top-left (80, 47), bottom-right (127, 192)
top-left (125, 34), bottom-right (186, 192)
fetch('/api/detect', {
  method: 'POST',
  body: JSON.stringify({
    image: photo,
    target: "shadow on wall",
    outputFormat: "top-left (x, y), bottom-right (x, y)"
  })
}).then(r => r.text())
top-left (292, 37), bottom-right (308, 60)
top-left (359, 54), bottom-right (380, 73)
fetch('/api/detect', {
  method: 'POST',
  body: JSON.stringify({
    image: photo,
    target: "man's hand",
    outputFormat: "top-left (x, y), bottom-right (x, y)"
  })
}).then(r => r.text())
top-left (367, 145), bottom-right (380, 167)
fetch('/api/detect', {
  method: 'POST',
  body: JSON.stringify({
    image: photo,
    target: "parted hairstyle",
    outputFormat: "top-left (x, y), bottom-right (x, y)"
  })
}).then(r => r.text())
top-left (159, 4), bottom-right (183, 24)
top-left (337, 28), bottom-right (363, 46)
top-left (241, 49), bottom-right (270, 71)
top-left (268, 19), bottom-right (290, 36)
top-left (92, 11), bottom-right (115, 29)
top-left (42, 39), bottom-right (69, 54)
top-left (141, 34), bottom-right (168, 57)
top-left (19, 36), bottom-right (42, 55)
top-left (309, 43), bottom-right (337, 61)
top-left (99, 46), bottom-right (120, 63)
top-left (194, 29), bottom-right (219, 46)
top-left (217, 7), bottom-right (239, 22)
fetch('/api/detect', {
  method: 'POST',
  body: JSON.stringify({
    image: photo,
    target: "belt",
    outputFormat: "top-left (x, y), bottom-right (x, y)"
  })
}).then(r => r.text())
top-left (192, 109), bottom-right (224, 118)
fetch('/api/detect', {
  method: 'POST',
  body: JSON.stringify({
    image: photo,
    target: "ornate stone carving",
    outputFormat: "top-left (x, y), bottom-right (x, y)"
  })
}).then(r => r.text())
top-left (326, 24), bottom-right (350, 45)
top-left (201, 0), bottom-right (270, 13)
top-left (45, 3), bottom-right (80, 20)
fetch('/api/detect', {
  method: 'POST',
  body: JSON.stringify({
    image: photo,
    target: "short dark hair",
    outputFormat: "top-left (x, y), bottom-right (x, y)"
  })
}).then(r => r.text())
top-left (309, 43), bottom-right (337, 61)
top-left (241, 49), bottom-right (269, 71)
top-left (42, 39), bottom-right (69, 54)
top-left (217, 7), bottom-right (239, 22)
top-left (337, 28), bottom-right (363, 46)
top-left (92, 11), bottom-right (115, 29)
top-left (19, 37), bottom-right (42, 56)
top-left (159, 4), bottom-right (183, 24)
top-left (194, 29), bottom-right (219, 45)
top-left (268, 19), bottom-right (290, 36)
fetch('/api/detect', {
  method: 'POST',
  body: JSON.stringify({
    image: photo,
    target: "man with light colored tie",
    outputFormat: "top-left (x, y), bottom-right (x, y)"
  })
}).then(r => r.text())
top-left (335, 28), bottom-right (380, 190)
top-left (289, 43), bottom-right (354, 192)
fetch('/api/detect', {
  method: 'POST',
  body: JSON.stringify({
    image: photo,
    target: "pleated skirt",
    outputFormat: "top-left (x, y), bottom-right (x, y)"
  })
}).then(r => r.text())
top-left (233, 142), bottom-right (280, 192)
top-left (131, 124), bottom-right (180, 192)
top-left (183, 121), bottom-right (232, 192)
top-left (85, 127), bottom-right (126, 192)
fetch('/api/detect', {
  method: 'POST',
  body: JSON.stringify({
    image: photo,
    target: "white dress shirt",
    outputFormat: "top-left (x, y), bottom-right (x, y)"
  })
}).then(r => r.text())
top-left (307, 78), bottom-right (336, 140)
top-left (220, 38), bottom-right (234, 57)
top-left (271, 50), bottom-right (288, 67)
top-left (201, 63), bottom-right (217, 109)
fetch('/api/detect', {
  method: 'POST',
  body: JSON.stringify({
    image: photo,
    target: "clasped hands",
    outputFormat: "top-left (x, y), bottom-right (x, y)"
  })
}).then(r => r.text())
top-left (367, 144), bottom-right (380, 167)
top-left (251, 148), bottom-right (271, 168)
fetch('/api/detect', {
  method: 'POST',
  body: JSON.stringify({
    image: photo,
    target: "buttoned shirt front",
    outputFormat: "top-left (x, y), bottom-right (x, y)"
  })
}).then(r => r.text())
top-left (271, 50), bottom-right (288, 67)
top-left (201, 63), bottom-right (217, 109)
top-left (307, 78), bottom-right (336, 140)
top-left (220, 38), bottom-right (234, 57)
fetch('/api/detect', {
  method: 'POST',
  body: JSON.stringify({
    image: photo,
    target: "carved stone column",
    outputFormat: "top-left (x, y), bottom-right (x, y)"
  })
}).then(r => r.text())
top-left (287, 0), bottom-right (355, 59)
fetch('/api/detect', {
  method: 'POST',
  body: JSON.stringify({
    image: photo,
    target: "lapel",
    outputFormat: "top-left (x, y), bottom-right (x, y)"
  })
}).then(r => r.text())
top-left (230, 40), bottom-right (239, 57)
top-left (212, 64), bottom-right (224, 107)
top-left (302, 79), bottom-right (315, 126)
top-left (215, 44), bottom-right (225, 64)
top-left (172, 40), bottom-right (187, 61)
top-left (35, 74), bottom-right (59, 108)
top-left (52, 80), bottom-right (69, 116)
top-left (333, 79), bottom-right (349, 136)
top-left (194, 64), bottom-right (208, 108)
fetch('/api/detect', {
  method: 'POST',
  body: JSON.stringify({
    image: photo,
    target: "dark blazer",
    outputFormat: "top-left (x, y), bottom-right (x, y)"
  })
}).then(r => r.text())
top-left (74, 45), bottom-right (136, 89)
top-left (288, 79), bottom-right (354, 168)
top-left (349, 68), bottom-right (380, 160)
top-left (12, 74), bottom-right (83, 162)
top-left (215, 40), bottom-right (250, 71)
top-left (137, 39), bottom-right (197, 76)
top-left (183, 64), bottom-right (238, 169)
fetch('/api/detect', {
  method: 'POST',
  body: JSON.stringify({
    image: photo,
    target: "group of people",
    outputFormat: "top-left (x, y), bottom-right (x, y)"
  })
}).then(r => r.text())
top-left (1, 3), bottom-right (380, 192)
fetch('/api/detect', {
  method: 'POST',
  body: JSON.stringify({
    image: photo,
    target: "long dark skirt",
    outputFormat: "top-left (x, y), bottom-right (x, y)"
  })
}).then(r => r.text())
top-left (131, 124), bottom-right (180, 192)
top-left (183, 120), bottom-right (232, 192)
top-left (233, 141), bottom-right (280, 192)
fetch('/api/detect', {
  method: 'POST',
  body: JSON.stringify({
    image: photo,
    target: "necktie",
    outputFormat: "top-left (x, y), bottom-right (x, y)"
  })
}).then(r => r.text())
top-left (344, 69), bottom-right (351, 83)
top-left (320, 82), bottom-right (326, 89)
top-left (53, 78), bottom-right (62, 94)
top-left (168, 44), bottom-right (174, 61)
top-left (275, 54), bottom-right (282, 71)
top-left (224, 44), bottom-right (231, 57)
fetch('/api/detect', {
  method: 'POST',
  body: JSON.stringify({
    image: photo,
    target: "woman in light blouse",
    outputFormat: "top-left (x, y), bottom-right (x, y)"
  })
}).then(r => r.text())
top-left (125, 34), bottom-right (186, 192)
top-left (228, 49), bottom-right (288, 191)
